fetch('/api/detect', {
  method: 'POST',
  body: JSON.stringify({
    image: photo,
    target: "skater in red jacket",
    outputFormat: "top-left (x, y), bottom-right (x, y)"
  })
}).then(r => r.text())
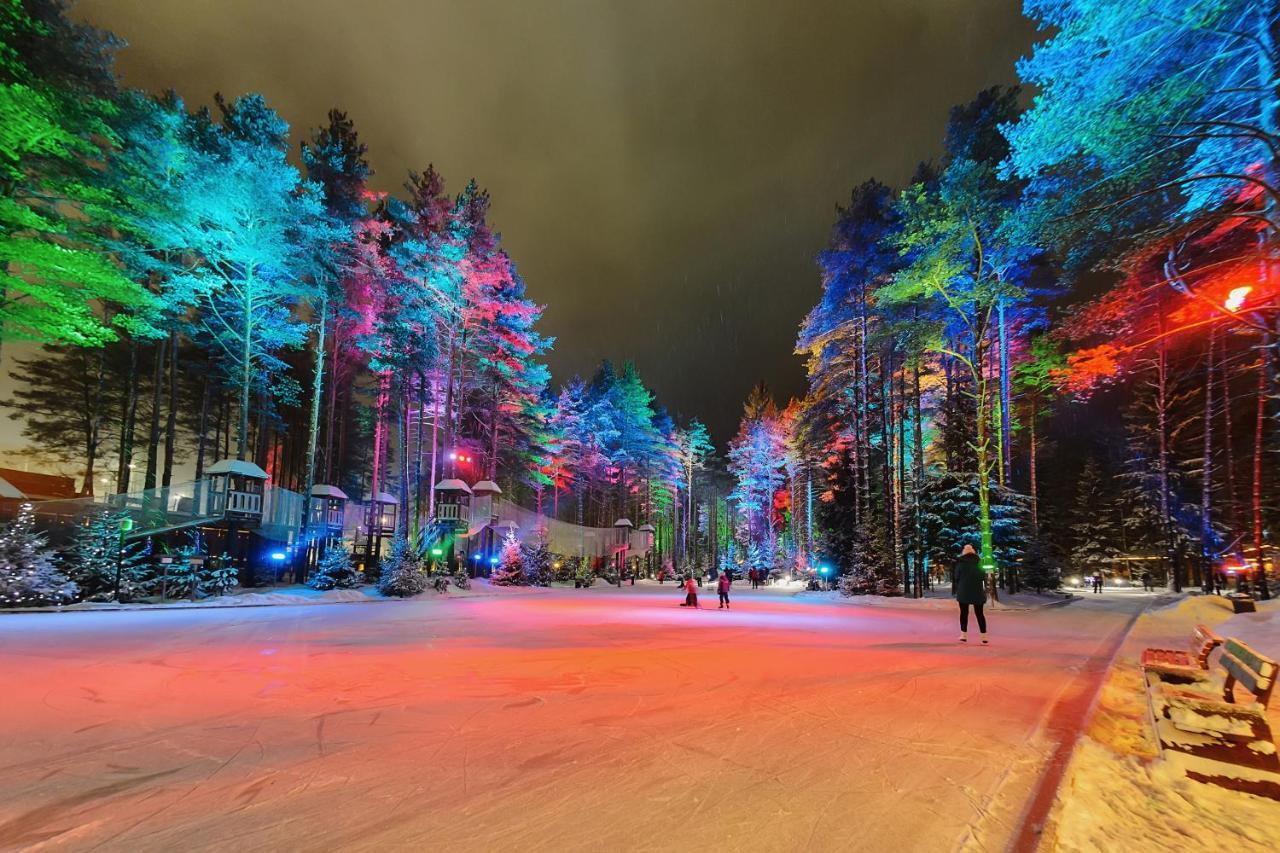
top-left (681, 575), bottom-right (700, 608)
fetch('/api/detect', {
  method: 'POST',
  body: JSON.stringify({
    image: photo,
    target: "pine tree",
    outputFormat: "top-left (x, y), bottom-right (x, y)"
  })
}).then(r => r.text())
top-left (309, 544), bottom-right (360, 590)
top-left (199, 560), bottom-right (238, 597)
top-left (521, 538), bottom-right (553, 587)
top-left (65, 508), bottom-right (148, 601)
top-left (491, 530), bottom-right (526, 586)
top-left (838, 533), bottom-right (899, 596)
top-left (160, 537), bottom-right (201, 600)
top-left (1067, 458), bottom-right (1122, 578)
top-left (377, 534), bottom-right (427, 597)
top-left (1021, 538), bottom-right (1062, 592)
top-left (0, 503), bottom-right (77, 606)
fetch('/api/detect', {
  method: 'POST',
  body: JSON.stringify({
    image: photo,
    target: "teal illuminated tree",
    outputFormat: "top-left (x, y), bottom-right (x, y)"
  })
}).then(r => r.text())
top-left (675, 418), bottom-right (714, 568)
top-left (298, 108), bottom-right (371, 559)
top-left (148, 94), bottom-right (334, 460)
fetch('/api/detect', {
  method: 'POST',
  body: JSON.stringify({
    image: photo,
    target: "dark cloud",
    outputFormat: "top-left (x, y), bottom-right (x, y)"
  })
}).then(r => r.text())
top-left (73, 0), bottom-right (1036, 444)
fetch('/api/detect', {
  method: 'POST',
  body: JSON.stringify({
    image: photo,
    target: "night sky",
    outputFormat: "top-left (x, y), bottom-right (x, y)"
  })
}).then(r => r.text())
top-left (70, 0), bottom-right (1037, 445)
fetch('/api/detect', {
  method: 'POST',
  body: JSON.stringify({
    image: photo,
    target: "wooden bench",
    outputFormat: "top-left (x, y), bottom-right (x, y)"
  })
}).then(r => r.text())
top-left (1141, 624), bottom-right (1222, 687)
top-left (1147, 638), bottom-right (1280, 799)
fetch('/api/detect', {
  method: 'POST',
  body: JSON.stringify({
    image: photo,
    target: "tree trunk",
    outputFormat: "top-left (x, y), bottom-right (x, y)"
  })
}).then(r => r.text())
top-left (299, 295), bottom-right (329, 582)
top-left (1254, 336), bottom-right (1270, 598)
top-left (1201, 328), bottom-right (1216, 592)
top-left (116, 338), bottom-right (140, 494)
top-left (161, 329), bottom-right (179, 489)
top-left (144, 337), bottom-right (166, 489)
top-left (998, 300), bottom-right (1012, 487)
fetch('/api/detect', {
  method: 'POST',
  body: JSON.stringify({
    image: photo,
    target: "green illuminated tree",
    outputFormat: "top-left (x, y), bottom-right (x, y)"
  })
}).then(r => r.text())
top-left (0, 0), bottom-right (159, 353)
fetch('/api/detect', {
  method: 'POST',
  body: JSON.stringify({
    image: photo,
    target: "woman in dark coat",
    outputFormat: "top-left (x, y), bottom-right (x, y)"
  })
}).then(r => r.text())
top-left (952, 544), bottom-right (988, 644)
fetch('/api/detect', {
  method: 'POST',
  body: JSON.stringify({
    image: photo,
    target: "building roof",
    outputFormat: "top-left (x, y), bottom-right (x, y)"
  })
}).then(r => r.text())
top-left (470, 480), bottom-right (502, 496)
top-left (0, 468), bottom-right (80, 501)
top-left (434, 478), bottom-right (473, 495)
top-left (205, 459), bottom-right (269, 479)
top-left (613, 517), bottom-right (634, 528)
top-left (370, 491), bottom-right (398, 504)
top-left (637, 523), bottom-right (656, 532)
top-left (310, 484), bottom-right (349, 500)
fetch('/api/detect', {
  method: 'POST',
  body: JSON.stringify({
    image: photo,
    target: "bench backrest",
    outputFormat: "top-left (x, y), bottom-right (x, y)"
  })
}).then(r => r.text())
top-left (1190, 624), bottom-right (1224, 668)
top-left (1220, 639), bottom-right (1277, 706)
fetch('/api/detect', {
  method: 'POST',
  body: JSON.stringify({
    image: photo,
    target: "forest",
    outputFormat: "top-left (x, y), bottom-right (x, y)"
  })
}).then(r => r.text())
top-left (1, 0), bottom-right (1277, 603)
top-left (728, 0), bottom-right (1278, 599)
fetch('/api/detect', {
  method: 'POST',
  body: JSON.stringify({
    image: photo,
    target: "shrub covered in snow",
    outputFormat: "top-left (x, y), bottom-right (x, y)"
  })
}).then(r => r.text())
top-left (838, 535), bottom-right (900, 596)
top-left (377, 535), bottom-right (428, 597)
top-left (309, 545), bottom-right (361, 590)
top-left (521, 539), bottom-right (553, 586)
top-left (553, 554), bottom-right (578, 583)
top-left (199, 561), bottom-right (238, 596)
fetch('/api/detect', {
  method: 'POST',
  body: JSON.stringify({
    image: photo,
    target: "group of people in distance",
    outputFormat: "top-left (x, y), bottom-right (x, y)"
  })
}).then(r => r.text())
top-left (675, 545), bottom-right (997, 647)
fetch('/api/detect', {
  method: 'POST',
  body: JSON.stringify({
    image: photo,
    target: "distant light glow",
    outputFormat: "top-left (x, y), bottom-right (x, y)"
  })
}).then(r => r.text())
top-left (270, 551), bottom-right (286, 561)
top-left (1224, 286), bottom-right (1251, 311)
top-left (431, 548), bottom-right (443, 557)
top-left (489, 556), bottom-right (499, 564)
top-left (449, 452), bottom-right (457, 460)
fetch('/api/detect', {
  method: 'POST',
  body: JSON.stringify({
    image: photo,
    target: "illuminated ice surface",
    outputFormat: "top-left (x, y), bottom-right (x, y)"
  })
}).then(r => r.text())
top-left (0, 586), bottom-right (1145, 850)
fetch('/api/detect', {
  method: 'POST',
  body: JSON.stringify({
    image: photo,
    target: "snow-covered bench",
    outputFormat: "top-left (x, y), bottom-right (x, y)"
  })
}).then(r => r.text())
top-left (1141, 624), bottom-right (1223, 686)
top-left (1147, 638), bottom-right (1280, 799)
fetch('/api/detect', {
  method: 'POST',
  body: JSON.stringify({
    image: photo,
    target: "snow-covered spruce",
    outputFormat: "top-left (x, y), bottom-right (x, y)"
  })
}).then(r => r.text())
top-left (521, 539), bottom-right (553, 587)
top-left (65, 507), bottom-right (150, 601)
top-left (377, 535), bottom-right (428, 597)
top-left (0, 503), bottom-right (77, 606)
top-left (308, 545), bottom-right (361, 591)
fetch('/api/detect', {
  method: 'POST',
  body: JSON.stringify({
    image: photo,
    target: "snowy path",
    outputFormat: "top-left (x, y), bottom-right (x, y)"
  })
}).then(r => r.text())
top-left (0, 587), bottom-right (1145, 851)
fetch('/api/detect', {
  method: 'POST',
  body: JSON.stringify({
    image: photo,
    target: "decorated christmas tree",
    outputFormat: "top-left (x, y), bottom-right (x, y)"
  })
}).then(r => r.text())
top-left (521, 539), bottom-right (553, 587)
top-left (491, 530), bottom-right (526, 586)
top-left (309, 545), bottom-right (361, 590)
top-left (377, 534), bottom-right (427, 597)
top-left (0, 503), bottom-right (78, 606)
top-left (65, 509), bottom-right (150, 601)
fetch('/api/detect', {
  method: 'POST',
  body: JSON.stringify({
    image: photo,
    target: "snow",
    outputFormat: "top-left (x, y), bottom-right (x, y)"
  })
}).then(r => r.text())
top-left (1045, 596), bottom-right (1280, 852)
top-left (0, 585), bottom-right (1149, 850)
top-left (1049, 738), bottom-right (1280, 853)
top-left (0, 579), bottom-right (541, 612)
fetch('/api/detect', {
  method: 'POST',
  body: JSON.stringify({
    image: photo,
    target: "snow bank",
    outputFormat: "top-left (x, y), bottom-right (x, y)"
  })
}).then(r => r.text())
top-left (1045, 596), bottom-right (1280, 851)
top-left (1051, 738), bottom-right (1280, 853)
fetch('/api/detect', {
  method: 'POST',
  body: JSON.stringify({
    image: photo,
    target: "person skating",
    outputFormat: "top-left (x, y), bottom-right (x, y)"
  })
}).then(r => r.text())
top-left (952, 544), bottom-right (988, 644)
top-left (681, 574), bottom-right (700, 608)
top-left (1092, 572), bottom-right (1103, 594)
top-left (1141, 570), bottom-right (1152, 592)
top-left (717, 570), bottom-right (731, 609)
